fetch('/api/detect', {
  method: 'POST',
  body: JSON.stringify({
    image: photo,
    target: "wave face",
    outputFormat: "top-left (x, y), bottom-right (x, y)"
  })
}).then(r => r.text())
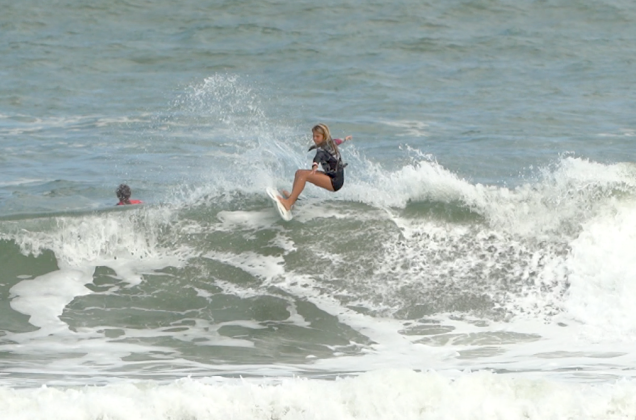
top-left (3, 153), bottom-right (636, 387)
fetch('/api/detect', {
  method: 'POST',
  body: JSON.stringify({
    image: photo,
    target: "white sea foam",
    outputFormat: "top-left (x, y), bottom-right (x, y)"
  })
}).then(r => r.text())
top-left (7, 206), bottom-right (189, 280)
top-left (9, 269), bottom-right (93, 332)
top-left (0, 178), bottom-right (46, 187)
top-left (2, 370), bottom-right (636, 420)
top-left (343, 156), bottom-right (636, 237)
top-left (3, 206), bottom-right (195, 359)
top-left (381, 119), bottom-right (430, 137)
top-left (564, 199), bottom-right (636, 340)
top-left (195, 154), bottom-right (636, 377)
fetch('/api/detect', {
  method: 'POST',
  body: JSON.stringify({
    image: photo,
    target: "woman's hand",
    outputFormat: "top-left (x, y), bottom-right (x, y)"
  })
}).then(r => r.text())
top-left (311, 162), bottom-right (318, 174)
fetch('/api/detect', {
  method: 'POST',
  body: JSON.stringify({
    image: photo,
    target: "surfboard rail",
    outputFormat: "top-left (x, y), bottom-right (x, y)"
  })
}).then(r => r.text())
top-left (266, 187), bottom-right (293, 221)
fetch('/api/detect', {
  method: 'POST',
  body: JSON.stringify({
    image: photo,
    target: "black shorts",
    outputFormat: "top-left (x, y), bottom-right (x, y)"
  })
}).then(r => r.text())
top-left (330, 169), bottom-right (344, 192)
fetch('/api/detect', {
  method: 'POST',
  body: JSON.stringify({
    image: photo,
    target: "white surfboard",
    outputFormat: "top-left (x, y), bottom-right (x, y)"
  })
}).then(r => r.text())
top-left (266, 187), bottom-right (293, 221)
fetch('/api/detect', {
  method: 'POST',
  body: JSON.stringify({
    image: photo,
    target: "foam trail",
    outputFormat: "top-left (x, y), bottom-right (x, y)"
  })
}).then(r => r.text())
top-left (9, 269), bottom-right (93, 333)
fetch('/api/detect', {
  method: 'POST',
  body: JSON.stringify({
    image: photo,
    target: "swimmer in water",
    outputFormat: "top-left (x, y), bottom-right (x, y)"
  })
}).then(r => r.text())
top-left (115, 184), bottom-right (142, 205)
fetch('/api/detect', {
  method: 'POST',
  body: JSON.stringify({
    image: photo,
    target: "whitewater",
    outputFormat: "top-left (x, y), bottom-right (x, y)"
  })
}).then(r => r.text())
top-left (3, 0), bottom-right (636, 418)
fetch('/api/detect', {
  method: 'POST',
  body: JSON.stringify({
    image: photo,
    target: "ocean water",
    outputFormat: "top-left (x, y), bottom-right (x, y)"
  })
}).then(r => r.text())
top-left (2, 0), bottom-right (636, 418)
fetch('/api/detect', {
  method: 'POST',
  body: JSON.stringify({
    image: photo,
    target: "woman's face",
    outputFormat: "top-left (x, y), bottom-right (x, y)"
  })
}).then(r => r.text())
top-left (313, 130), bottom-right (324, 144)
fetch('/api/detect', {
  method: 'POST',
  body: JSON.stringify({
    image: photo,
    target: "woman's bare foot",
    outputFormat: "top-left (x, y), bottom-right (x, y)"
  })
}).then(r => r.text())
top-left (277, 195), bottom-right (292, 211)
top-left (281, 190), bottom-right (291, 199)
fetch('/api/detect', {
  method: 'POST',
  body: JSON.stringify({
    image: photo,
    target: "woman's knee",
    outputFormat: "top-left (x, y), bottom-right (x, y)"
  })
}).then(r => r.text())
top-left (295, 169), bottom-right (309, 180)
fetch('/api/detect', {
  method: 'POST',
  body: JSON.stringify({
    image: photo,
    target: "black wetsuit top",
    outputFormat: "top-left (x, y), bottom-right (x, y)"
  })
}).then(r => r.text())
top-left (312, 143), bottom-right (345, 191)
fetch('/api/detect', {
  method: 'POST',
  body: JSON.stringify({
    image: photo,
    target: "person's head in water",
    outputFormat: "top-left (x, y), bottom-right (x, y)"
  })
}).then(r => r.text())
top-left (311, 123), bottom-right (339, 154)
top-left (115, 184), bottom-right (142, 206)
top-left (116, 184), bottom-right (132, 205)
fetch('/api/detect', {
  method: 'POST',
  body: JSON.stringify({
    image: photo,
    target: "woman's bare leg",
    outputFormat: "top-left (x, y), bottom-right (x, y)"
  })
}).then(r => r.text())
top-left (279, 170), bottom-right (333, 210)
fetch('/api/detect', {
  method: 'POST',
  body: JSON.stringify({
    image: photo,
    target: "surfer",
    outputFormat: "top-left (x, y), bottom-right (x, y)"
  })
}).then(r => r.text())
top-left (115, 184), bottom-right (142, 205)
top-left (277, 123), bottom-right (350, 211)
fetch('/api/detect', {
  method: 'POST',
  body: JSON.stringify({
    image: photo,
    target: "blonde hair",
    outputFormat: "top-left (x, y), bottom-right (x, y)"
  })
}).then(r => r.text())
top-left (312, 123), bottom-right (340, 156)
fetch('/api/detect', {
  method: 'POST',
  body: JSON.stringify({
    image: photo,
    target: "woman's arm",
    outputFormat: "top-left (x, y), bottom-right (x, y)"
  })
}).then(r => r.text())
top-left (334, 135), bottom-right (352, 146)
